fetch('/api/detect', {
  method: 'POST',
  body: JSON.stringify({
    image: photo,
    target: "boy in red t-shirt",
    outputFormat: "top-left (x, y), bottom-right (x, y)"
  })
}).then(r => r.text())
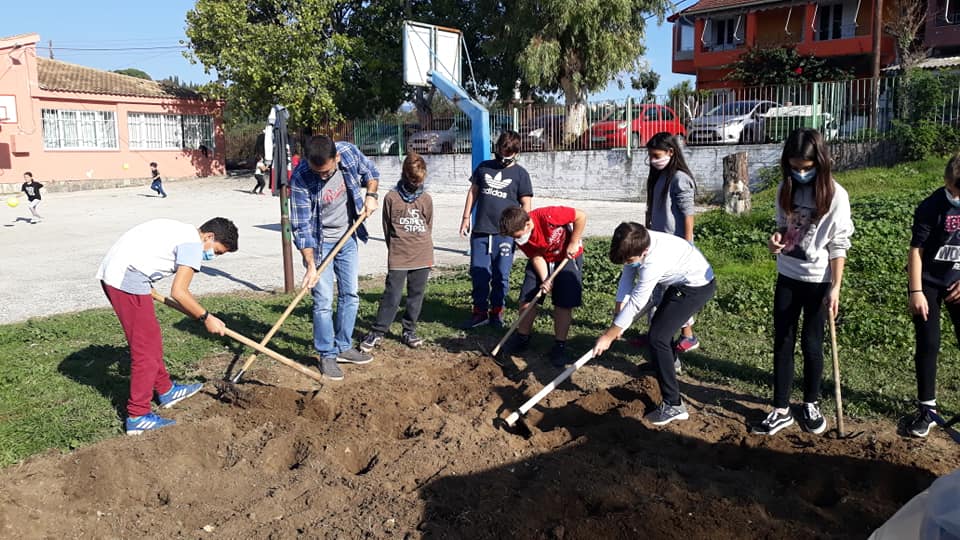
top-left (498, 205), bottom-right (586, 367)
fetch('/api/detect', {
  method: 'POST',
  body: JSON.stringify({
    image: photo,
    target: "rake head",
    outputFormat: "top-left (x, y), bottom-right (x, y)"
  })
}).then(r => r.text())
top-left (214, 379), bottom-right (250, 407)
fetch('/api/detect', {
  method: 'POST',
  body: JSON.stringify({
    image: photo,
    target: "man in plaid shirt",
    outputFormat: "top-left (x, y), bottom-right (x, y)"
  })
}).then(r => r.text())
top-left (290, 135), bottom-right (380, 380)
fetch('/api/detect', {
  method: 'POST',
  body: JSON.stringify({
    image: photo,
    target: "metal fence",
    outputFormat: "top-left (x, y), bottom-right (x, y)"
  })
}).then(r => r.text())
top-left (322, 76), bottom-right (926, 157)
top-left (225, 74), bottom-right (960, 164)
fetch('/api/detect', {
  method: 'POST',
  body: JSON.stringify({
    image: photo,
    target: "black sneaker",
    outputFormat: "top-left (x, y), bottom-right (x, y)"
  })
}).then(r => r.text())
top-left (359, 332), bottom-right (383, 353)
top-left (548, 341), bottom-right (570, 368)
top-left (908, 405), bottom-right (938, 438)
top-left (644, 402), bottom-right (689, 426)
top-left (499, 332), bottom-right (531, 358)
top-left (461, 310), bottom-right (489, 329)
top-left (751, 409), bottom-right (794, 436)
top-left (318, 356), bottom-right (344, 381)
top-left (401, 331), bottom-right (424, 348)
top-left (337, 348), bottom-right (373, 365)
top-left (800, 402), bottom-right (827, 434)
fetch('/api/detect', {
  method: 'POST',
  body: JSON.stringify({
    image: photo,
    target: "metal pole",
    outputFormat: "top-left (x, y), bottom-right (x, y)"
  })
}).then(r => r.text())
top-left (871, 0), bottom-right (883, 130)
top-left (271, 105), bottom-right (295, 293)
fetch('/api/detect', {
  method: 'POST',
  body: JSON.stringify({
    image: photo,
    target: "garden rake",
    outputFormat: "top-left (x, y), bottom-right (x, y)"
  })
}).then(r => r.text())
top-left (150, 289), bottom-right (324, 385)
top-left (490, 257), bottom-right (570, 357)
top-left (229, 209), bottom-right (371, 383)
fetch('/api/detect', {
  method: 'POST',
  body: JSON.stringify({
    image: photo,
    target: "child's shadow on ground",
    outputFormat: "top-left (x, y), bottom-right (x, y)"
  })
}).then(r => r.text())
top-left (58, 345), bottom-right (132, 417)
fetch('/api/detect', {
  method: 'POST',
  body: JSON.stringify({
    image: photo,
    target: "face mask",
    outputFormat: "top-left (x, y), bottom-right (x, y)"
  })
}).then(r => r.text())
top-left (499, 154), bottom-right (517, 166)
top-left (202, 248), bottom-right (216, 261)
top-left (649, 156), bottom-right (670, 170)
top-left (790, 167), bottom-right (817, 184)
top-left (946, 189), bottom-right (960, 208)
top-left (626, 260), bottom-right (644, 268)
top-left (515, 230), bottom-right (532, 245)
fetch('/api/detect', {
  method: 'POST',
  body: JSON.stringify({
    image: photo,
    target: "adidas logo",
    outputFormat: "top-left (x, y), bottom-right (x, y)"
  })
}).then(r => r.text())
top-left (484, 171), bottom-right (513, 189)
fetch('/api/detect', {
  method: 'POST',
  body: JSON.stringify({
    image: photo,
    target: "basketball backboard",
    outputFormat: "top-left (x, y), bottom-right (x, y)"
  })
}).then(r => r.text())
top-left (402, 21), bottom-right (462, 87)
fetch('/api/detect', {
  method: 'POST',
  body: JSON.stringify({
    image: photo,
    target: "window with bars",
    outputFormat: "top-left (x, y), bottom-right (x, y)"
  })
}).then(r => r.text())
top-left (42, 109), bottom-right (118, 150)
top-left (128, 113), bottom-right (214, 150)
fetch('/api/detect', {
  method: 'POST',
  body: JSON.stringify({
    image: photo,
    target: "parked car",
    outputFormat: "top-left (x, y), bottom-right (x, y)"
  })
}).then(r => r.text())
top-left (586, 104), bottom-right (686, 149)
top-left (407, 119), bottom-right (468, 154)
top-left (357, 125), bottom-right (407, 156)
top-left (520, 114), bottom-right (565, 151)
top-left (686, 100), bottom-right (779, 145)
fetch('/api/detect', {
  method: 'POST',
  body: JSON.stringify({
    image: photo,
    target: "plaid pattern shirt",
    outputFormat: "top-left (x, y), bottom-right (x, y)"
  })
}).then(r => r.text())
top-left (290, 142), bottom-right (380, 257)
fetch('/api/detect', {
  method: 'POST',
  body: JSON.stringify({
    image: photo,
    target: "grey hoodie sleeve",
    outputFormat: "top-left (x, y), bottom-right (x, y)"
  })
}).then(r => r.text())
top-left (671, 171), bottom-right (696, 217)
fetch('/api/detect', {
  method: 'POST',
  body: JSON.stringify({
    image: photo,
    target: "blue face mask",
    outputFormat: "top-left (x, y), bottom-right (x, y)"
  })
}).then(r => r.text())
top-left (626, 260), bottom-right (644, 269)
top-left (790, 167), bottom-right (818, 184)
top-left (202, 248), bottom-right (216, 261)
top-left (946, 189), bottom-right (960, 208)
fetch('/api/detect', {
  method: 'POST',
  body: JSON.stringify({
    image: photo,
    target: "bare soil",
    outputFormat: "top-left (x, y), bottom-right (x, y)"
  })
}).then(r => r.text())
top-left (1, 334), bottom-right (957, 539)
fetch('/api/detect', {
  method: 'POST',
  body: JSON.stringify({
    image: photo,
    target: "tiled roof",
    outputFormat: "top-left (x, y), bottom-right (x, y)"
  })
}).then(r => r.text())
top-left (37, 58), bottom-right (201, 99)
top-left (682, 0), bottom-right (788, 15)
top-left (882, 56), bottom-right (960, 71)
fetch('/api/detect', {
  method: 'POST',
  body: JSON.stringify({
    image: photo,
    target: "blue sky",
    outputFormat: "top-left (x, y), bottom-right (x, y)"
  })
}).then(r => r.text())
top-left (3, 0), bottom-right (691, 102)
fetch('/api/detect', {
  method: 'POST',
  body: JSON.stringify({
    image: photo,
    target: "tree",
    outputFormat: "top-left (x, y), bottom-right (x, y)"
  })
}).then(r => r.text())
top-left (884, 0), bottom-right (928, 74)
top-left (725, 47), bottom-right (852, 86)
top-left (112, 68), bottom-right (151, 80)
top-left (508, 0), bottom-right (671, 143)
top-left (632, 69), bottom-right (660, 103)
top-left (185, 0), bottom-right (355, 127)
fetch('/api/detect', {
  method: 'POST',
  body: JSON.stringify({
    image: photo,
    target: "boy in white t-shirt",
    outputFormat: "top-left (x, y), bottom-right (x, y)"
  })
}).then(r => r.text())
top-left (96, 217), bottom-right (238, 434)
top-left (593, 222), bottom-right (716, 426)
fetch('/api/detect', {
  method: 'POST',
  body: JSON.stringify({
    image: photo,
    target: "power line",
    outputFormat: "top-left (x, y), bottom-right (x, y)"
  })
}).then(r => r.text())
top-left (37, 45), bottom-right (186, 52)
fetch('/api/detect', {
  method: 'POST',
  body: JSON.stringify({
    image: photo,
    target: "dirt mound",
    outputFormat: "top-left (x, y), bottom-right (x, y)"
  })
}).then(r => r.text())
top-left (1, 336), bottom-right (956, 539)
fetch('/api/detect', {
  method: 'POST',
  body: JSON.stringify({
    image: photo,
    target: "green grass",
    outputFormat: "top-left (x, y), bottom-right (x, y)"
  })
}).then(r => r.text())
top-left (0, 156), bottom-right (958, 467)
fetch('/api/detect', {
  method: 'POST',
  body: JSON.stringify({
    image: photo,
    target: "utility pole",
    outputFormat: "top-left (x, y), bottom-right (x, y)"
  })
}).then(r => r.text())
top-left (871, 0), bottom-right (883, 130)
top-left (48, 40), bottom-right (54, 59)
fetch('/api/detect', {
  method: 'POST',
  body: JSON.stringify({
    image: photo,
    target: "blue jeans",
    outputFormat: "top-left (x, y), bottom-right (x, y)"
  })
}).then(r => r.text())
top-left (311, 236), bottom-right (359, 357)
top-left (469, 234), bottom-right (515, 311)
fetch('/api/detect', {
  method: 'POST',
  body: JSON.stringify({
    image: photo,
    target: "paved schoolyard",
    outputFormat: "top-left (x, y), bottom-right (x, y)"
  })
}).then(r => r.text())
top-left (0, 174), bottom-right (647, 324)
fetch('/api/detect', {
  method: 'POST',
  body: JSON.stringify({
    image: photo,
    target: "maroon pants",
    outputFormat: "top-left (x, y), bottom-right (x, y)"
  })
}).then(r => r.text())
top-left (101, 282), bottom-right (173, 417)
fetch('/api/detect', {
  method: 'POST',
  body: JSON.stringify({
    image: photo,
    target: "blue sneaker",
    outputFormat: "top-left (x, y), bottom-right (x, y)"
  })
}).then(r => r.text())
top-left (125, 412), bottom-right (176, 435)
top-left (158, 382), bottom-right (203, 409)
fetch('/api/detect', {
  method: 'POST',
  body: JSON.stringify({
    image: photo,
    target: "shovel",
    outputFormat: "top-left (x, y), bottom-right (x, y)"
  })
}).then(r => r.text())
top-left (491, 258), bottom-right (570, 357)
top-left (150, 289), bottom-right (324, 384)
top-left (230, 209), bottom-right (371, 383)
top-left (501, 349), bottom-right (595, 429)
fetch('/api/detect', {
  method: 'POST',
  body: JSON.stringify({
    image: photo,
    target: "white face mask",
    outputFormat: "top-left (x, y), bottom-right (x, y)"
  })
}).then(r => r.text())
top-left (649, 156), bottom-right (670, 170)
top-left (516, 229), bottom-right (532, 245)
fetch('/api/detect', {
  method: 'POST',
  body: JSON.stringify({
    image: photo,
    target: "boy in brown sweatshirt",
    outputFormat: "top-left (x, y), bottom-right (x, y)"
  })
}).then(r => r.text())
top-left (361, 153), bottom-right (433, 350)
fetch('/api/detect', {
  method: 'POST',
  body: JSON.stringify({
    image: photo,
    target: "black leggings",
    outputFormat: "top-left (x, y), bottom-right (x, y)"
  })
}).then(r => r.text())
top-left (649, 279), bottom-right (716, 406)
top-left (772, 274), bottom-right (831, 408)
top-left (913, 284), bottom-right (960, 402)
top-left (253, 175), bottom-right (266, 193)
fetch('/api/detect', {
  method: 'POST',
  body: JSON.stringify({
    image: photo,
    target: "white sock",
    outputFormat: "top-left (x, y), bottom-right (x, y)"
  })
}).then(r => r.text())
top-left (920, 399), bottom-right (937, 409)
top-left (775, 407), bottom-right (789, 415)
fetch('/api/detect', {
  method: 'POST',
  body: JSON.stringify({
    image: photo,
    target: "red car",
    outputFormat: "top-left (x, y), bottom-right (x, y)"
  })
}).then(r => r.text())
top-left (586, 104), bottom-right (686, 149)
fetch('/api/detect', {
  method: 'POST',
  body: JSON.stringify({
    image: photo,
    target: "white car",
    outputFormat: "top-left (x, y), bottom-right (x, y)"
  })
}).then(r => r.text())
top-left (686, 100), bottom-right (779, 145)
top-left (760, 105), bottom-right (840, 141)
top-left (407, 120), bottom-right (467, 154)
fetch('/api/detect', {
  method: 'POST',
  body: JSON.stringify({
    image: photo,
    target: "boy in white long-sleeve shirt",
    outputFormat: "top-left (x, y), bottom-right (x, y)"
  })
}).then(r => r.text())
top-left (593, 222), bottom-right (716, 426)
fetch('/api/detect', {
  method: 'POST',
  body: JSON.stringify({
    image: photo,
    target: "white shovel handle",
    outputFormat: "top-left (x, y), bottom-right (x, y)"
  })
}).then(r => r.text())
top-left (505, 349), bottom-right (595, 426)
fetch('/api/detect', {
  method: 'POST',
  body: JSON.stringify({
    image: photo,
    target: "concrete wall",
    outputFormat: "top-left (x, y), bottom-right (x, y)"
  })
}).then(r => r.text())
top-left (372, 144), bottom-right (781, 202)
top-left (370, 140), bottom-right (897, 202)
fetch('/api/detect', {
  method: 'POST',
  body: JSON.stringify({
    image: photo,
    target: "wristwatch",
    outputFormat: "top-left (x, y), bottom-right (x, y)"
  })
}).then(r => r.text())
top-left (366, 192), bottom-right (379, 200)
top-left (198, 311), bottom-right (209, 322)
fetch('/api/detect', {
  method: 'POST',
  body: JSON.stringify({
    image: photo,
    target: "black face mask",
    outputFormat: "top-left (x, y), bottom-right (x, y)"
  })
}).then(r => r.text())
top-left (498, 154), bottom-right (517, 166)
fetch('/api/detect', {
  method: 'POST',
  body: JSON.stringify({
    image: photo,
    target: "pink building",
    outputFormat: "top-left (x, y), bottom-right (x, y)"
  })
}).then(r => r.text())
top-left (0, 33), bottom-right (225, 189)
